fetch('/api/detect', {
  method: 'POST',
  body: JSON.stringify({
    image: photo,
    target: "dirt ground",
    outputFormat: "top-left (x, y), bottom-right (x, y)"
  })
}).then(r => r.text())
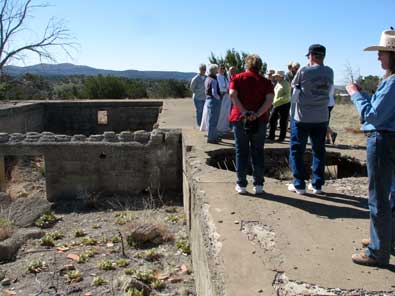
top-left (0, 205), bottom-right (196, 296)
top-left (329, 103), bottom-right (366, 147)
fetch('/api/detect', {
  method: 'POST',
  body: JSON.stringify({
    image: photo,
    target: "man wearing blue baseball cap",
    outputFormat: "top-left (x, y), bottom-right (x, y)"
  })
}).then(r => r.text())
top-left (288, 44), bottom-right (334, 195)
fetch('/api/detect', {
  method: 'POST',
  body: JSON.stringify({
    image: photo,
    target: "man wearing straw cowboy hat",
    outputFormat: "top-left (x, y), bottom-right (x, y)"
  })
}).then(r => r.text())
top-left (346, 29), bottom-right (395, 266)
top-left (288, 44), bottom-right (334, 195)
top-left (268, 70), bottom-right (291, 142)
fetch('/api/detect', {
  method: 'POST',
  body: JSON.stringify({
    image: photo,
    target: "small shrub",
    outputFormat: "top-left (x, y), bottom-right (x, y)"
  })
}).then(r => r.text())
top-left (151, 279), bottom-right (166, 290)
top-left (77, 253), bottom-right (88, 264)
top-left (81, 249), bottom-right (95, 258)
top-left (111, 235), bottom-right (121, 243)
top-left (115, 258), bottom-right (129, 267)
top-left (34, 213), bottom-right (58, 228)
top-left (27, 260), bottom-right (48, 273)
top-left (81, 237), bottom-right (98, 246)
top-left (40, 234), bottom-right (55, 247)
top-left (74, 229), bottom-right (87, 238)
top-left (92, 276), bottom-right (107, 286)
top-left (135, 248), bottom-right (161, 261)
top-left (176, 238), bottom-right (191, 255)
top-left (166, 214), bottom-right (179, 223)
top-left (97, 259), bottom-right (114, 271)
top-left (49, 231), bottom-right (64, 240)
top-left (0, 218), bottom-right (14, 241)
top-left (66, 270), bottom-right (82, 283)
top-left (133, 269), bottom-right (156, 284)
top-left (124, 268), bottom-right (136, 276)
top-left (126, 288), bottom-right (144, 296)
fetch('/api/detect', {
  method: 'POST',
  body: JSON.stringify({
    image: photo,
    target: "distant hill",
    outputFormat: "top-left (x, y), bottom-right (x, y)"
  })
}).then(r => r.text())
top-left (4, 63), bottom-right (196, 81)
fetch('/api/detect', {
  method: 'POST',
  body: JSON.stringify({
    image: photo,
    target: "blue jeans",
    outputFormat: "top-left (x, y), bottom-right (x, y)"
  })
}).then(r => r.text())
top-left (206, 97), bottom-right (221, 142)
top-left (232, 121), bottom-right (267, 187)
top-left (289, 120), bottom-right (327, 190)
top-left (193, 97), bottom-right (205, 126)
top-left (365, 132), bottom-right (395, 264)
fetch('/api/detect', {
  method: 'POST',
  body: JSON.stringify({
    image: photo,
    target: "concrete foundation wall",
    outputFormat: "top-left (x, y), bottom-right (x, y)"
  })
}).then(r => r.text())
top-left (44, 101), bottom-right (162, 135)
top-left (0, 104), bottom-right (44, 133)
top-left (0, 129), bottom-right (181, 202)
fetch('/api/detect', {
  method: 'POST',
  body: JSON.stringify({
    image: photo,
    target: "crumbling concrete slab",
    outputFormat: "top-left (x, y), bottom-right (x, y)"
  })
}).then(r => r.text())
top-left (158, 99), bottom-right (394, 295)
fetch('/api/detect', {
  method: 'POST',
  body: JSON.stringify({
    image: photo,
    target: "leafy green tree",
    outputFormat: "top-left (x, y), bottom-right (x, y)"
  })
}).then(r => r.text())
top-left (147, 79), bottom-right (190, 99)
top-left (80, 75), bottom-right (127, 99)
top-left (127, 80), bottom-right (147, 99)
top-left (357, 75), bottom-right (380, 95)
top-left (209, 48), bottom-right (267, 74)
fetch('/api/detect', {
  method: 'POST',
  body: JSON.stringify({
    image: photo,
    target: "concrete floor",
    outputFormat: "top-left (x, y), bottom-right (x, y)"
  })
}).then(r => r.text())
top-left (159, 99), bottom-right (395, 295)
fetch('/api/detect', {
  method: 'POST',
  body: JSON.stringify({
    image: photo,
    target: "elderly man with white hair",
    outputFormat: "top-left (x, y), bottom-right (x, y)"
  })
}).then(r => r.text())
top-left (190, 64), bottom-right (207, 127)
top-left (205, 64), bottom-right (222, 144)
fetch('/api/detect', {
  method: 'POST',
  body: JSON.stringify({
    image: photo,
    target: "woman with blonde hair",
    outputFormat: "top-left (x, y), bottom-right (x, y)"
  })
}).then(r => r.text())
top-left (347, 29), bottom-right (395, 266)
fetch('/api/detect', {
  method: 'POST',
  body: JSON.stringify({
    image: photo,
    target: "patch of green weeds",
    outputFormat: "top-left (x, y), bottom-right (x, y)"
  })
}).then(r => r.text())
top-left (115, 258), bottom-right (129, 267)
top-left (151, 279), bottom-right (166, 290)
top-left (166, 214), bottom-right (179, 223)
top-left (40, 234), bottom-right (55, 247)
top-left (97, 259), bottom-right (115, 271)
top-left (74, 229), bottom-right (87, 238)
top-left (27, 260), bottom-right (48, 273)
top-left (92, 224), bottom-right (101, 229)
top-left (135, 248), bottom-right (161, 261)
top-left (49, 231), bottom-right (64, 240)
top-left (66, 270), bottom-right (82, 283)
top-left (34, 212), bottom-right (58, 228)
top-left (111, 235), bottom-right (121, 243)
top-left (92, 276), bottom-right (107, 286)
top-left (81, 237), bottom-right (98, 246)
top-left (126, 288), bottom-right (144, 296)
top-left (176, 238), bottom-right (191, 255)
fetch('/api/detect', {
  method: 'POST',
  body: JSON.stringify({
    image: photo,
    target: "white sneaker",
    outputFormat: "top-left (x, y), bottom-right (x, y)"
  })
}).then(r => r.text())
top-left (235, 184), bottom-right (247, 194)
top-left (287, 183), bottom-right (306, 195)
top-left (308, 183), bottom-right (322, 194)
top-left (253, 185), bottom-right (264, 195)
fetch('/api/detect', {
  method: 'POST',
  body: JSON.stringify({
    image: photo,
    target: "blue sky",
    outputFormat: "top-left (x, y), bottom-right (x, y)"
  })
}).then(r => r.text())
top-left (13, 0), bottom-right (395, 84)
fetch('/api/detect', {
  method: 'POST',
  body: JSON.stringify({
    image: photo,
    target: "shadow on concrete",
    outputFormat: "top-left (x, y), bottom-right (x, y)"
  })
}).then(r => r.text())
top-left (244, 191), bottom-right (369, 220)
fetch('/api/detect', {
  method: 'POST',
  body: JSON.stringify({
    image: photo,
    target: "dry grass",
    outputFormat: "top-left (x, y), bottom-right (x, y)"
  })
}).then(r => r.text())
top-left (0, 218), bottom-right (14, 241)
top-left (329, 103), bottom-right (366, 147)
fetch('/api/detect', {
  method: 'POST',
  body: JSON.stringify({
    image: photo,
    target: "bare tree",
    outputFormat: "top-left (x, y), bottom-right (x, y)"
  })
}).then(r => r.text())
top-left (344, 60), bottom-right (360, 84)
top-left (0, 0), bottom-right (76, 73)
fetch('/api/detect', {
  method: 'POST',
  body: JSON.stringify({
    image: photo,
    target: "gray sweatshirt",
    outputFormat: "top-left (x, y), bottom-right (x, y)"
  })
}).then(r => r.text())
top-left (291, 64), bottom-right (334, 123)
top-left (190, 74), bottom-right (207, 101)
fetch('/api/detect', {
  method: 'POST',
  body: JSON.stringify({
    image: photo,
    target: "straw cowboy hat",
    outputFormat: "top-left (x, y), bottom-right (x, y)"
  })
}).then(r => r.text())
top-left (272, 70), bottom-right (285, 77)
top-left (365, 30), bottom-right (395, 52)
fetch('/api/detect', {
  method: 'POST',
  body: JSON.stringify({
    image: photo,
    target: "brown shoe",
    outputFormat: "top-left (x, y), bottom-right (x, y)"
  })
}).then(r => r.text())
top-left (351, 252), bottom-right (383, 266)
top-left (361, 238), bottom-right (370, 248)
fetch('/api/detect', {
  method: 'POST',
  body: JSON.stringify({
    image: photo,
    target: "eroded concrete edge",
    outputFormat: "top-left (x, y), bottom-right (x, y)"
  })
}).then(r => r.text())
top-left (182, 132), bottom-right (225, 296)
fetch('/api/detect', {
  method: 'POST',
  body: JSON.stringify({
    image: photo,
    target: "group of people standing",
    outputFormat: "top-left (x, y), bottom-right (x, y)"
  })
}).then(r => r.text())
top-left (190, 28), bottom-right (395, 267)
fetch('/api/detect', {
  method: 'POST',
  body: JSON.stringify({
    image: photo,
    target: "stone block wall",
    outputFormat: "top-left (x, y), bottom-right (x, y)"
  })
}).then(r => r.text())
top-left (0, 103), bottom-right (45, 133)
top-left (43, 101), bottom-right (162, 135)
top-left (0, 129), bottom-right (182, 202)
